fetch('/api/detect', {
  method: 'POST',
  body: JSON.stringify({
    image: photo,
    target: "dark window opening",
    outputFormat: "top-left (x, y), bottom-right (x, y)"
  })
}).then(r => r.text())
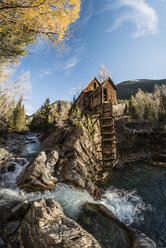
top-left (95, 93), bottom-right (97, 98)
top-left (94, 82), bottom-right (97, 89)
top-left (103, 88), bottom-right (107, 101)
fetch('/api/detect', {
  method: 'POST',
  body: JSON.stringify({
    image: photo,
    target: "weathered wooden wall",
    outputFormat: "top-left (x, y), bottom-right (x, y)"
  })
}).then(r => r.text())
top-left (84, 78), bottom-right (100, 92)
top-left (102, 80), bottom-right (117, 105)
top-left (89, 88), bottom-right (102, 110)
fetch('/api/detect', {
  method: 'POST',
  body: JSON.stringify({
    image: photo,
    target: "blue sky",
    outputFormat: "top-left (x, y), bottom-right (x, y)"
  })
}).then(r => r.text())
top-left (15, 0), bottom-right (166, 114)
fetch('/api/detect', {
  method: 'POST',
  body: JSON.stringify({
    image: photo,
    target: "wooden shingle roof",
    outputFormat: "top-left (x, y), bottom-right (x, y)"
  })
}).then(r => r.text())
top-left (88, 77), bottom-right (117, 98)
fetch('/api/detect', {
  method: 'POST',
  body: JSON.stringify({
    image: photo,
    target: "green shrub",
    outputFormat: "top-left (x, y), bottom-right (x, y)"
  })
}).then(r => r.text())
top-left (88, 118), bottom-right (94, 139)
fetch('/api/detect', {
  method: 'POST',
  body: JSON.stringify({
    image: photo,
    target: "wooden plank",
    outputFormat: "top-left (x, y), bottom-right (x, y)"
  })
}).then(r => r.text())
top-left (101, 124), bottom-right (114, 127)
top-left (102, 131), bottom-right (115, 135)
top-left (102, 137), bottom-right (115, 142)
top-left (100, 116), bottom-right (113, 120)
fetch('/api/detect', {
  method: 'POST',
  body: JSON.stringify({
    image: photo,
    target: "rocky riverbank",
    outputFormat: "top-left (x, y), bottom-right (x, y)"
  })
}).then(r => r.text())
top-left (0, 118), bottom-right (164, 248)
top-left (17, 124), bottom-right (103, 200)
top-left (116, 118), bottom-right (166, 167)
top-left (1, 199), bottom-right (101, 248)
top-left (0, 196), bottom-right (156, 248)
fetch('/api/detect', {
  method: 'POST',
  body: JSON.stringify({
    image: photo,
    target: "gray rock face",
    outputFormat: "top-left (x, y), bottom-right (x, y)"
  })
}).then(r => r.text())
top-left (132, 231), bottom-right (156, 248)
top-left (97, 204), bottom-right (156, 248)
top-left (11, 201), bottom-right (30, 219)
top-left (42, 125), bottom-right (102, 199)
top-left (18, 150), bottom-right (59, 191)
top-left (19, 199), bottom-right (101, 248)
top-left (0, 148), bottom-right (13, 173)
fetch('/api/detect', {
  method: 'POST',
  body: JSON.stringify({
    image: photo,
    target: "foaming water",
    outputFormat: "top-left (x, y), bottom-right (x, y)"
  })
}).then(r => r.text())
top-left (22, 134), bottom-right (41, 156)
top-left (100, 186), bottom-right (149, 225)
top-left (0, 183), bottom-right (95, 219)
top-left (104, 164), bottom-right (166, 247)
top-left (43, 184), bottom-right (95, 218)
top-left (0, 158), bottom-right (28, 189)
top-left (0, 133), bottom-right (95, 219)
top-left (0, 132), bottom-right (148, 224)
top-left (0, 133), bottom-right (153, 240)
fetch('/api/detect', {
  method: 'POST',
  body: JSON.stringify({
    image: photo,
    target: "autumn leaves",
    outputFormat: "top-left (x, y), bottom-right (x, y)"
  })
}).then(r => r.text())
top-left (0, 0), bottom-right (81, 63)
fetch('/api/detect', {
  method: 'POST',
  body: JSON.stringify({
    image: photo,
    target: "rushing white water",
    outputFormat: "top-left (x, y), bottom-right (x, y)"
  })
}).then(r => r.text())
top-left (99, 186), bottom-right (148, 225)
top-left (22, 134), bottom-right (41, 156)
top-left (0, 133), bottom-right (149, 226)
top-left (0, 133), bottom-right (95, 218)
top-left (0, 183), bottom-right (95, 219)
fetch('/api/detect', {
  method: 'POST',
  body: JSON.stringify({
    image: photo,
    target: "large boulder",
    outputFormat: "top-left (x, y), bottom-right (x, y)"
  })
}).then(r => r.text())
top-left (132, 230), bottom-right (156, 248)
top-left (78, 203), bottom-right (156, 248)
top-left (17, 150), bottom-right (59, 191)
top-left (42, 125), bottom-right (102, 199)
top-left (0, 148), bottom-right (13, 174)
top-left (18, 199), bottom-right (101, 248)
top-left (98, 204), bottom-right (156, 248)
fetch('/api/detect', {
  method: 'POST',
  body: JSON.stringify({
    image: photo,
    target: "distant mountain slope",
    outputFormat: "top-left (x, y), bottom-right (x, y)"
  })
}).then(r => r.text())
top-left (116, 79), bottom-right (166, 100)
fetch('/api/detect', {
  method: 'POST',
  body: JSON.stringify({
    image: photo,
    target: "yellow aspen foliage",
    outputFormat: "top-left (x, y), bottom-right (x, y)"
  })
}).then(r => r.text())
top-left (0, 0), bottom-right (81, 62)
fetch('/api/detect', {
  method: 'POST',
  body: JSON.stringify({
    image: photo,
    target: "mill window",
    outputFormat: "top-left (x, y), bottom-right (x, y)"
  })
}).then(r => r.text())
top-left (94, 82), bottom-right (97, 89)
top-left (103, 88), bottom-right (107, 101)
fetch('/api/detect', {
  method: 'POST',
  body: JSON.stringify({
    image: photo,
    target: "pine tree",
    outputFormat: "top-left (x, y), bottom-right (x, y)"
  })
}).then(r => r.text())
top-left (40, 98), bottom-right (51, 131)
top-left (57, 101), bottom-right (62, 113)
top-left (10, 97), bottom-right (27, 132)
top-left (129, 95), bottom-right (136, 116)
top-left (29, 98), bottom-right (53, 132)
top-left (21, 105), bottom-right (26, 130)
top-left (143, 104), bottom-right (154, 120)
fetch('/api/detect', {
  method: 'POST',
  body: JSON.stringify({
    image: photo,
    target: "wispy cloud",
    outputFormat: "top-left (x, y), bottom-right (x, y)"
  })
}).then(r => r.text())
top-left (105, 0), bottom-right (158, 38)
top-left (38, 70), bottom-right (52, 79)
top-left (62, 45), bottom-right (85, 76)
top-left (80, 0), bottom-right (94, 25)
top-left (64, 57), bottom-right (80, 70)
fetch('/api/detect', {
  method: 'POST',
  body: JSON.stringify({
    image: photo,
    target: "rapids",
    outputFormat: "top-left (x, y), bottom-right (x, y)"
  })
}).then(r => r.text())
top-left (0, 133), bottom-right (165, 247)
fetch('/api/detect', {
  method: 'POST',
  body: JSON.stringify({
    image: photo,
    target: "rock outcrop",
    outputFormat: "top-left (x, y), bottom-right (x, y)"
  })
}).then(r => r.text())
top-left (116, 119), bottom-right (166, 167)
top-left (132, 230), bottom-right (156, 248)
top-left (98, 204), bottom-right (156, 248)
top-left (19, 199), bottom-right (101, 248)
top-left (0, 199), bottom-right (156, 248)
top-left (42, 124), bottom-right (102, 199)
top-left (0, 148), bottom-right (13, 173)
top-left (1, 199), bottom-right (99, 248)
top-left (78, 202), bottom-right (156, 248)
top-left (18, 150), bottom-right (59, 191)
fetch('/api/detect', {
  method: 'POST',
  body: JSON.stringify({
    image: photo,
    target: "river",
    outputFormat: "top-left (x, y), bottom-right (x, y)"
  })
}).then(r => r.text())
top-left (102, 164), bottom-right (166, 247)
top-left (0, 133), bottom-right (166, 247)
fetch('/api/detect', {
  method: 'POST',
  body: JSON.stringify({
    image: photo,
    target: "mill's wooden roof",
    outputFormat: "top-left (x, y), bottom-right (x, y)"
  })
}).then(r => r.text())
top-left (88, 77), bottom-right (117, 98)
top-left (83, 77), bottom-right (100, 92)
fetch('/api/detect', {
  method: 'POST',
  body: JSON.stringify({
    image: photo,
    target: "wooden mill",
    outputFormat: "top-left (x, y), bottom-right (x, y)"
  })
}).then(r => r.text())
top-left (74, 76), bottom-right (117, 171)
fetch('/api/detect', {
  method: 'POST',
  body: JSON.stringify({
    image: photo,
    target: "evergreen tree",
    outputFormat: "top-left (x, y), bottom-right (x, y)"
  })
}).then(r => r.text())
top-left (49, 109), bottom-right (57, 126)
top-left (129, 95), bottom-right (136, 116)
top-left (40, 98), bottom-right (51, 131)
top-left (29, 110), bottom-right (41, 131)
top-left (159, 94), bottom-right (166, 121)
top-left (10, 97), bottom-right (26, 132)
top-left (21, 105), bottom-right (26, 129)
top-left (143, 104), bottom-right (154, 121)
top-left (57, 101), bottom-right (62, 113)
top-left (29, 98), bottom-right (54, 132)
top-left (72, 95), bottom-right (76, 103)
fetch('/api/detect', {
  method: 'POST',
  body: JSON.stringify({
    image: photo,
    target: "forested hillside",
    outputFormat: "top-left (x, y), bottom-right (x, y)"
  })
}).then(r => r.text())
top-left (117, 79), bottom-right (166, 99)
